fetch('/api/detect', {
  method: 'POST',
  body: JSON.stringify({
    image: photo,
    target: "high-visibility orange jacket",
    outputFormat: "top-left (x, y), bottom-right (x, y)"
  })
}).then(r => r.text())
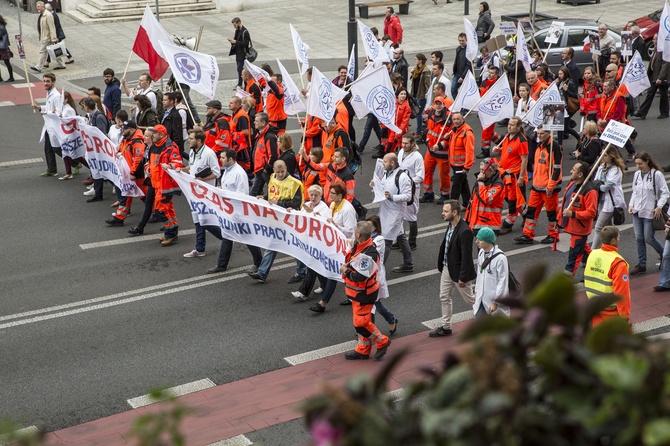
top-left (323, 124), bottom-right (350, 164)
top-left (468, 169), bottom-right (505, 232)
top-left (303, 115), bottom-right (324, 152)
top-left (253, 124), bottom-right (280, 174)
top-left (299, 160), bottom-right (326, 201)
top-left (425, 109), bottom-right (450, 160)
top-left (230, 107), bottom-right (252, 171)
top-left (149, 136), bottom-right (182, 194)
top-left (305, 159), bottom-right (356, 204)
top-left (529, 79), bottom-right (548, 100)
top-left (202, 112), bottom-right (231, 155)
top-left (343, 237), bottom-right (380, 305)
top-left (245, 78), bottom-right (264, 113)
top-left (587, 244), bottom-right (631, 326)
top-left (119, 129), bottom-right (146, 178)
top-left (559, 180), bottom-right (598, 236)
top-left (597, 90), bottom-right (627, 123)
top-left (580, 80), bottom-right (602, 116)
top-left (498, 132), bottom-right (528, 175)
top-left (266, 80), bottom-right (287, 124)
top-left (335, 101), bottom-right (350, 135)
top-left (448, 122), bottom-right (475, 169)
top-left (531, 139), bottom-right (562, 193)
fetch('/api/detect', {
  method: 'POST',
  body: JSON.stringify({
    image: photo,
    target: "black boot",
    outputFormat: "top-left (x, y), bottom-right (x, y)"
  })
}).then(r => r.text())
top-left (419, 192), bottom-right (434, 203)
top-left (436, 194), bottom-right (450, 205)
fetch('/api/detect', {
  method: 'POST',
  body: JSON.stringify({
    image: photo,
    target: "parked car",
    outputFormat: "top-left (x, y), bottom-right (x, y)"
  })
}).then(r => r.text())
top-left (527, 19), bottom-right (621, 79)
top-left (623, 9), bottom-right (661, 60)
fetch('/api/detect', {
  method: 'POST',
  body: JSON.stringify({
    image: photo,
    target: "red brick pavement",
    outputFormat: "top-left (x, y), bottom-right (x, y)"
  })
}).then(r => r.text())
top-left (41, 272), bottom-right (670, 445)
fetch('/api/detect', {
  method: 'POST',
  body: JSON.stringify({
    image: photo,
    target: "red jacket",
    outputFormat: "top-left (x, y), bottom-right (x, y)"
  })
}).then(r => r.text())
top-left (580, 80), bottom-right (602, 116)
top-left (119, 129), bottom-right (146, 177)
top-left (149, 136), bottom-right (183, 194)
top-left (253, 125), bottom-right (279, 174)
top-left (559, 180), bottom-right (598, 236)
top-left (597, 91), bottom-right (626, 123)
top-left (383, 14), bottom-right (403, 45)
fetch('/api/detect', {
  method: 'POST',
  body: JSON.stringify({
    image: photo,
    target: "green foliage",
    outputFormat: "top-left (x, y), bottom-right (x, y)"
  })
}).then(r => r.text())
top-left (301, 268), bottom-right (670, 445)
top-left (126, 388), bottom-right (195, 446)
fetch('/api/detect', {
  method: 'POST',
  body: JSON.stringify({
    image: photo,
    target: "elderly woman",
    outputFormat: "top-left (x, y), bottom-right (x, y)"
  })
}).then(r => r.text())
top-left (308, 183), bottom-right (357, 313)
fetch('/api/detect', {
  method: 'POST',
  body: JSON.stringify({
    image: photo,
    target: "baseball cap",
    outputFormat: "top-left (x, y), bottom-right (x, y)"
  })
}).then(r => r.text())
top-left (153, 124), bottom-right (168, 135)
top-left (433, 96), bottom-right (444, 104)
top-left (205, 100), bottom-right (222, 109)
top-left (122, 120), bottom-right (137, 129)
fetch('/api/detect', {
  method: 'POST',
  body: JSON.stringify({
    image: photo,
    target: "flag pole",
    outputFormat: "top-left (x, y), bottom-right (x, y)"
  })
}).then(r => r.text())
top-left (25, 60), bottom-right (35, 113)
top-left (121, 50), bottom-right (133, 82)
top-left (195, 25), bottom-right (204, 51)
top-left (294, 55), bottom-right (306, 92)
top-left (568, 143), bottom-right (612, 208)
top-left (176, 82), bottom-right (197, 127)
top-left (541, 43), bottom-right (552, 63)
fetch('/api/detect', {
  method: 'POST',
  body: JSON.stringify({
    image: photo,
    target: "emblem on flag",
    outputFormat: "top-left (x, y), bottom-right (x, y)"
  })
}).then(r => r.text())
top-left (480, 90), bottom-right (513, 116)
top-left (317, 79), bottom-right (334, 116)
top-left (363, 28), bottom-right (379, 59)
top-left (173, 53), bottom-right (201, 83)
top-left (366, 86), bottom-right (395, 122)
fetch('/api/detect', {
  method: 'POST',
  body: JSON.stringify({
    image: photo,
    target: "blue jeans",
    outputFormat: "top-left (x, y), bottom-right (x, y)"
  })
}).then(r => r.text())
top-left (359, 114), bottom-right (382, 150)
top-left (415, 98), bottom-right (427, 133)
top-left (374, 300), bottom-right (396, 325)
top-left (295, 260), bottom-right (307, 277)
top-left (633, 213), bottom-right (664, 268)
top-left (257, 249), bottom-right (278, 279)
top-left (660, 240), bottom-right (670, 288)
top-left (451, 74), bottom-right (463, 100)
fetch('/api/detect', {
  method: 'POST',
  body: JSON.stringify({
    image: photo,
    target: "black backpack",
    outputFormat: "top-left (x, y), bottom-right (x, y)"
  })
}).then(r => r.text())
top-left (407, 92), bottom-right (421, 119)
top-left (394, 169), bottom-right (415, 205)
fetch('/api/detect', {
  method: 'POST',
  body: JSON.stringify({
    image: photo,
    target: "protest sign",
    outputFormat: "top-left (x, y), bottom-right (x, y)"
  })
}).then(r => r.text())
top-left (600, 120), bottom-right (635, 148)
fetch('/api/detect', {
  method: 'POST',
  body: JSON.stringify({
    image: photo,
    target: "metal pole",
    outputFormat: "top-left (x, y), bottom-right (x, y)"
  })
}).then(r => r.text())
top-left (530, 0), bottom-right (537, 27)
top-left (464, 0), bottom-right (469, 16)
top-left (155, 0), bottom-right (164, 90)
top-left (348, 0), bottom-right (358, 79)
top-left (17, 2), bottom-right (22, 36)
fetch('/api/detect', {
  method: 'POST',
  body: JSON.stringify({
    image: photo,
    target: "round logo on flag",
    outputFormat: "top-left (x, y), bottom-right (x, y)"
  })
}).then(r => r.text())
top-left (298, 42), bottom-right (309, 64)
top-left (366, 86), bottom-right (395, 123)
top-left (627, 60), bottom-right (646, 82)
top-left (174, 53), bottom-right (201, 83)
top-left (465, 79), bottom-right (478, 96)
top-left (317, 78), bottom-right (334, 117)
top-left (480, 90), bottom-right (512, 116)
top-left (363, 29), bottom-right (379, 59)
top-left (664, 15), bottom-right (670, 34)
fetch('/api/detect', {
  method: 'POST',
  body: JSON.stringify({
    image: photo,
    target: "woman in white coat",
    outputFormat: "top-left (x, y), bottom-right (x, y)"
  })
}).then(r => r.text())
top-left (473, 228), bottom-right (510, 317)
top-left (397, 134), bottom-right (425, 250)
top-left (591, 145), bottom-right (626, 249)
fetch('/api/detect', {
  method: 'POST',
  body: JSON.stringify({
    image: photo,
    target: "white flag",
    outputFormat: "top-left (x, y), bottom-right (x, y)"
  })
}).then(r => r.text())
top-left (276, 59), bottom-right (306, 115)
top-left (621, 51), bottom-right (651, 98)
top-left (522, 82), bottom-right (561, 127)
top-left (463, 18), bottom-right (479, 62)
top-left (659, 2), bottom-right (670, 61)
top-left (289, 24), bottom-right (310, 75)
top-left (357, 20), bottom-right (390, 65)
top-left (452, 70), bottom-right (481, 112)
top-left (516, 23), bottom-right (532, 72)
top-left (235, 87), bottom-right (250, 98)
top-left (244, 59), bottom-right (269, 82)
top-left (347, 44), bottom-right (356, 81)
top-left (305, 66), bottom-right (347, 123)
top-left (425, 74), bottom-right (453, 106)
top-left (476, 73), bottom-right (514, 129)
top-left (349, 65), bottom-right (401, 133)
top-left (159, 41), bottom-right (219, 99)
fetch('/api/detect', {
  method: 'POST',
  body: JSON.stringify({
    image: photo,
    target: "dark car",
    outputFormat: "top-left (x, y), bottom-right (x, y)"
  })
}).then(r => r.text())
top-left (623, 9), bottom-right (661, 60)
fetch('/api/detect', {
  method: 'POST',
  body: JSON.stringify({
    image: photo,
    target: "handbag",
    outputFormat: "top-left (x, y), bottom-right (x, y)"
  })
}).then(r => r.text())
top-left (46, 40), bottom-right (66, 60)
top-left (608, 190), bottom-right (625, 225)
top-left (567, 96), bottom-right (580, 114)
top-left (650, 169), bottom-right (670, 230)
top-left (244, 30), bottom-right (257, 63)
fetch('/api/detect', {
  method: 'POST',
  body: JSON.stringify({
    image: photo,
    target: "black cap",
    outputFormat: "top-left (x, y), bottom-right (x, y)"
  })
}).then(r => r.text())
top-left (122, 120), bottom-right (138, 129)
top-left (205, 100), bottom-right (222, 110)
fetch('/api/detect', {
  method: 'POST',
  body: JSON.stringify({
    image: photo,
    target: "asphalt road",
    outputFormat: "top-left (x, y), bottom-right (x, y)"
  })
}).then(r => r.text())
top-left (1, 90), bottom-right (669, 438)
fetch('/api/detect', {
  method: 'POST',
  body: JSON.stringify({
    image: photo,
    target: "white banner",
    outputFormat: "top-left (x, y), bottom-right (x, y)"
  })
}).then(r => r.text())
top-left (622, 50), bottom-right (651, 98)
top-left (306, 66), bottom-right (347, 123)
top-left (44, 114), bottom-right (144, 197)
top-left (516, 23), bottom-right (532, 72)
top-left (600, 120), bottom-right (635, 148)
top-left (276, 59), bottom-right (306, 115)
top-left (498, 21), bottom-right (516, 36)
top-left (235, 86), bottom-right (250, 98)
top-left (451, 70), bottom-right (480, 112)
top-left (347, 44), bottom-right (356, 81)
top-left (463, 18), bottom-right (479, 62)
top-left (476, 73), bottom-right (514, 129)
top-left (159, 41), bottom-right (219, 99)
top-left (522, 82), bottom-right (561, 127)
top-left (426, 74), bottom-right (453, 105)
top-left (659, 2), bottom-right (670, 61)
top-left (289, 24), bottom-right (310, 75)
top-left (349, 65), bottom-right (401, 133)
top-left (244, 59), bottom-right (270, 82)
top-left (167, 170), bottom-right (347, 280)
top-left (357, 20), bottom-right (390, 65)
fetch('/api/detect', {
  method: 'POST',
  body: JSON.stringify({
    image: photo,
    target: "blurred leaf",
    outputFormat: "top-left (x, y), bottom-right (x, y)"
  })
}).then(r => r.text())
top-left (551, 387), bottom-right (596, 421)
top-left (460, 315), bottom-right (519, 342)
top-left (591, 352), bottom-right (649, 391)
top-left (586, 317), bottom-right (633, 354)
top-left (533, 336), bottom-right (564, 374)
top-left (527, 273), bottom-right (577, 326)
top-left (425, 365), bottom-right (470, 409)
top-left (522, 263), bottom-right (548, 295)
top-left (372, 348), bottom-right (409, 395)
top-left (478, 392), bottom-right (513, 415)
top-left (581, 294), bottom-right (620, 331)
top-left (643, 418), bottom-right (670, 446)
top-left (495, 295), bottom-right (525, 309)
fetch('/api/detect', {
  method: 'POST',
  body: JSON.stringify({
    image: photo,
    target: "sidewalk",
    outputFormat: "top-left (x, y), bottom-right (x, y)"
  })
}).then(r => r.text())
top-left (42, 271), bottom-right (670, 445)
top-left (0, 0), bottom-right (658, 101)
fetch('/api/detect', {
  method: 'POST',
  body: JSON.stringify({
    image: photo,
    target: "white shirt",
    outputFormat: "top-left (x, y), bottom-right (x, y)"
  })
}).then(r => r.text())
top-left (177, 105), bottom-right (189, 141)
top-left (128, 87), bottom-right (157, 108)
top-left (61, 104), bottom-right (76, 118)
top-left (108, 125), bottom-right (123, 147)
top-left (377, 167), bottom-right (412, 240)
top-left (189, 146), bottom-right (221, 187)
top-left (302, 200), bottom-right (330, 218)
top-left (629, 169), bottom-right (669, 219)
top-left (220, 162), bottom-right (249, 194)
top-left (41, 87), bottom-right (62, 138)
top-left (372, 234), bottom-right (388, 300)
top-left (474, 246), bottom-right (510, 317)
top-left (397, 149), bottom-right (424, 221)
top-left (594, 164), bottom-right (625, 213)
top-left (331, 199), bottom-right (357, 239)
top-left (516, 97), bottom-right (536, 122)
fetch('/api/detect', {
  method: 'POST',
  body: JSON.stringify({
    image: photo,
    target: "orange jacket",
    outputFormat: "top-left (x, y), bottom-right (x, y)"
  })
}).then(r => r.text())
top-left (266, 80), bottom-right (288, 123)
top-left (597, 90), bottom-right (627, 123)
top-left (529, 79), bottom-right (548, 100)
top-left (559, 180), bottom-right (598, 236)
top-left (299, 160), bottom-right (326, 201)
top-left (149, 136), bottom-right (182, 194)
top-left (448, 122), bottom-right (475, 169)
top-left (468, 170), bottom-right (505, 232)
top-left (245, 78), bottom-right (264, 114)
top-left (203, 113), bottom-right (231, 155)
top-left (425, 109), bottom-right (450, 159)
top-left (322, 124), bottom-right (350, 164)
top-left (119, 129), bottom-right (146, 177)
top-left (303, 115), bottom-right (324, 152)
top-left (335, 101), bottom-right (350, 134)
top-left (592, 244), bottom-right (631, 326)
top-left (498, 132), bottom-right (528, 175)
top-left (343, 237), bottom-right (380, 305)
top-left (230, 108), bottom-right (252, 172)
top-left (394, 100), bottom-right (411, 136)
top-left (580, 80), bottom-right (602, 116)
top-left (253, 125), bottom-right (280, 174)
top-left (531, 138), bottom-right (562, 193)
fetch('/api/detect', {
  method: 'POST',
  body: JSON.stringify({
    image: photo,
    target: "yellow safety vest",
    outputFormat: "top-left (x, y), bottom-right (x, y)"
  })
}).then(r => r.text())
top-left (584, 248), bottom-right (628, 308)
top-left (267, 175), bottom-right (304, 206)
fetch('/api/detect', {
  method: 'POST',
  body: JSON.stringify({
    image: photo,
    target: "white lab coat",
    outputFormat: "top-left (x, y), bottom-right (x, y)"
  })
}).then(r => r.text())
top-left (377, 167), bottom-right (412, 241)
top-left (41, 87), bottom-right (62, 140)
top-left (397, 149), bottom-right (424, 222)
top-left (473, 245), bottom-right (510, 317)
top-left (372, 234), bottom-right (388, 300)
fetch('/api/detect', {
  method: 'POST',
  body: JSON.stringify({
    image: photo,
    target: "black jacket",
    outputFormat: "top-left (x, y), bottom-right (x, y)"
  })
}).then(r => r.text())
top-left (161, 107), bottom-right (184, 148)
top-left (437, 218), bottom-right (476, 283)
top-left (563, 59), bottom-right (581, 84)
top-left (632, 36), bottom-right (646, 58)
top-left (392, 56), bottom-right (409, 88)
top-left (228, 26), bottom-right (250, 62)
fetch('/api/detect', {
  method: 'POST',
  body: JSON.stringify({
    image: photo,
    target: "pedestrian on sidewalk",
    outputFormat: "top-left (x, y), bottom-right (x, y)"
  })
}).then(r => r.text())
top-left (0, 15), bottom-right (14, 82)
top-left (655, 220), bottom-right (670, 292)
top-left (32, 1), bottom-right (63, 72)
top-left (44, 3), bottom-right (72, 66)
top-left (228, 17), bottom-right (250, 89)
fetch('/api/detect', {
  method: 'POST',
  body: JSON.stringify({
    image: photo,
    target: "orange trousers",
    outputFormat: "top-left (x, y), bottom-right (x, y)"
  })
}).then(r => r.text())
top-left (423, 151), bottom-right (451, 197)
top-left (154, 189), bottom-right (178, 237)
top-left (522, 190), bottom-right (558, 239)
top-left (352, 301), bottom-right (389, 356)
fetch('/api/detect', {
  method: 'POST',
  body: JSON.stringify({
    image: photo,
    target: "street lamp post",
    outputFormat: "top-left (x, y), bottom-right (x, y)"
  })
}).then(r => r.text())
top-left (348, 0), bottom-right (358, 79)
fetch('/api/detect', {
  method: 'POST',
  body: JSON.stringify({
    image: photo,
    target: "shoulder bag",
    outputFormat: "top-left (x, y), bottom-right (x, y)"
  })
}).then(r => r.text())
top-left (244, 30), bottom-right (257, 63)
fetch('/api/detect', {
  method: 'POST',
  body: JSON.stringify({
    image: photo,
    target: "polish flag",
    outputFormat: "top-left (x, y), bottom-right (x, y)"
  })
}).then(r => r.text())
top-left (132, 6), bottom-right (172, 80)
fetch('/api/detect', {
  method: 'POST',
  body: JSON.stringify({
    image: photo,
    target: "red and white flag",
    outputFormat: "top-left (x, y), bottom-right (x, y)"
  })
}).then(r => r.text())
top-left (132, 6), bottom-right (172, 80)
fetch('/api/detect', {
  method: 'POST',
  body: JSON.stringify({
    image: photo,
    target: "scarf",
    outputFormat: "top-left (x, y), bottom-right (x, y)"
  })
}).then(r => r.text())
top-left (411, 63), bottom-right (425, 80)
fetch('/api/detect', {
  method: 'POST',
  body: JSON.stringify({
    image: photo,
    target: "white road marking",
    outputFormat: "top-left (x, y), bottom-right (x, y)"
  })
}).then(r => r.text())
top-left (284, 340), bottom-right (358, 366)
top-left (422, 310), bottom-right (475, 329)
top-left (79, 229), bottom-right (197, 250)
top-left (208, 435), bottom-right (253, 446)
top-left (0, 426), bottom-right (39, 446)
top-left (633, 316), bottom-right (670, 334)
top-left (0, 101), bottom-right (15, 107)
top-left (0, 158), bottom-right (43, 167)
top-left (127, 378), bottom-right (216, 409)
top-left (12, 83), bottom-right (36, 89)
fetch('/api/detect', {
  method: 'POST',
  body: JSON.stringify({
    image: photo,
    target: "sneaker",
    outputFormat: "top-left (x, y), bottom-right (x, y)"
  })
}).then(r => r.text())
top-left (540, 235), bottom-right (555, 245)
top-left (83, 188), bottom-right (96, 196)
top-left (390, 241), bottom-right (400, 250)
top-left (392, 264), bottom-right (414, 273)
top-left (339, 299), bottom-right (352, 306)
top-left (183, 249), bottom-right (206, 258)
top-left (435, 195), bottom-right (449, 205)
top-left (409, 243), bottom-right (417, 250)
top-left (374, 339), bottom-right (391, 360)
top-left (207, 265), bottom-right (227, 274)
top-left (161, 236), bottom-right (178, 246)
top-left (419, 194), bottom-right (434, 203)
top-left (653, 285), bottom-right (670, 292)
top-left (30, 66), bottom-right (41, 72)
top-left (313, 287), bottom-right (323, 294)
top-left (72, 164), bottom-right (82, 175)
top-left (630, 265), bottom-right (647, 276)
top-left (248, 272), bottom-right (266, 282)
top-left (514, 235), bottom-right (534, 245)
top-left (58, 174), bottom-right (73, 180)
top-left (499, 226), bottom-right (512, 235)
top-left (291, 291), bottom-right (307, 301)
top-left (86, 196), bottom-right (103, 203)
top-left (246, 265), bottom-right (259, 274)
top-left (287, 273), bottom-right (305, 284)
top-left (39, 171), bottom-right (57, 177)
top-left (344, 350), bottom-right (369, 360)
top-left (128, 227), bottom-right (144, 236)
top-left (389, 318), bottom-right (399, 336)
top-left (309, 303), bottom-right (325, 313)
top-left (105, 217), bottom-right (124, 227)
top-left (429, 326), bottom-right (453, 337)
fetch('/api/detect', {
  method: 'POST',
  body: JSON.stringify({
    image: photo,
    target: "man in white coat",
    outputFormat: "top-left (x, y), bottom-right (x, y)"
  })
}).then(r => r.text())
top-left (397, 134), bottom-right (425, 250)
top-left (473, 227), bottom-right (510, 317)
top-left (372, 153), bottom-right (414, 273)
top-left (35, 72), bottom-right (63, 177)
